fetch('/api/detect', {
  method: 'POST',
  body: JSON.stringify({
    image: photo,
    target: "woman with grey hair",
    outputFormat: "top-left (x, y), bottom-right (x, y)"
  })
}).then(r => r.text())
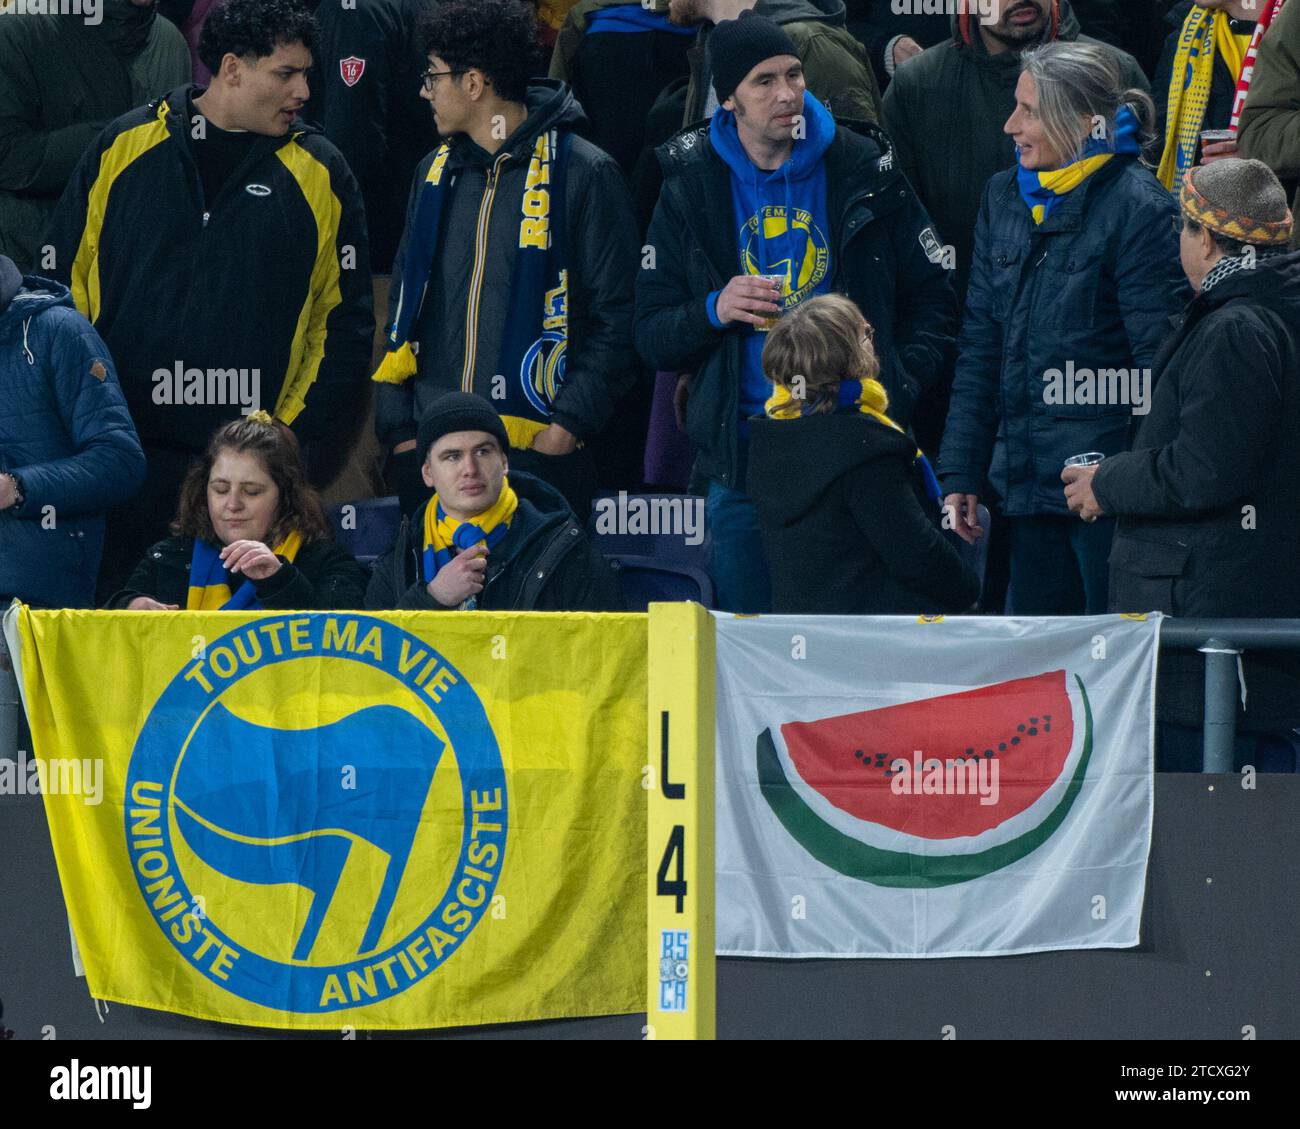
top-left (938, 39), bottom-right (1190, 615)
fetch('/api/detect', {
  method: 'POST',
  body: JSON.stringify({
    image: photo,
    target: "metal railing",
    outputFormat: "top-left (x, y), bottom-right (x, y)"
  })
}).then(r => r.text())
top-left (1160, 618), bottom-right (1300, 773)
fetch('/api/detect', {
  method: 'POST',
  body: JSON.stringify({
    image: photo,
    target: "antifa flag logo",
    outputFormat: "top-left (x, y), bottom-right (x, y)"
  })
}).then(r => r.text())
top-left (340, 57), bottom-right (366, 88)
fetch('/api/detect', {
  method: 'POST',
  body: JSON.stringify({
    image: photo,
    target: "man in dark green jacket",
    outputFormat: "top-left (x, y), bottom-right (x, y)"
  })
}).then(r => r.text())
top-left (0, 0), bottom-right (191, 273)
top-left (1237, 0), bottom-right (1300, 250)
top-left (883, 0), bottom-right (1148, 304)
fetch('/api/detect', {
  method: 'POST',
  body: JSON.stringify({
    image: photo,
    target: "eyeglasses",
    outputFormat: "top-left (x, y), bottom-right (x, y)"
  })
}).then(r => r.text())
top-left (421, 69), bottom-right (464, 92)
top-left (861, 324), bottom-right (876, 346)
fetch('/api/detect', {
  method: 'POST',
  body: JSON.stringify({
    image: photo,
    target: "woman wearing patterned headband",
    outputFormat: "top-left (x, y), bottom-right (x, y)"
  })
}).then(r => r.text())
top-left (107, 413), bottom-right (367, 611)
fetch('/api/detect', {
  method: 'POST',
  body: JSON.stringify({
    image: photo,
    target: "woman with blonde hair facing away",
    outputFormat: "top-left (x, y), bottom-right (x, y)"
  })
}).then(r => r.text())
top-left (747, 294), bottom-right (979, 616)
top-left (108, 412), bottom-right (367, 611)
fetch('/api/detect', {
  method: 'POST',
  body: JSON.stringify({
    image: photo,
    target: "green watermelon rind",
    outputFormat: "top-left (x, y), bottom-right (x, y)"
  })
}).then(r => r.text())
top-left (755, 675), bottom-right (1094, 888)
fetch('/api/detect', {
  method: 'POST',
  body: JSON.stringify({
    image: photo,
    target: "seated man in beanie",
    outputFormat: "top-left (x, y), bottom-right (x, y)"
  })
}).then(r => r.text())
top-left (1064, 158), bottom-right (1300, 772)
top-left (366, 392), bottom-right (623, 611)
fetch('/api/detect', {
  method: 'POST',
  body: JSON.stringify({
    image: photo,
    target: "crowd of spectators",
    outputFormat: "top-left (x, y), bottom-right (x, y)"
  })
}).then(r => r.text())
top-left (2, 0), bottom-right (1299, 767)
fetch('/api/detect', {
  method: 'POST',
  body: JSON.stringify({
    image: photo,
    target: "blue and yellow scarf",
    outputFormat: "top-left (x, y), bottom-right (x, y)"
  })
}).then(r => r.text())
top-left (186, 531), bottom-right (302, 610)
top-left (373, 131), bottom-right (572, 452)
top-left (1018, 105), bottom-right (1142, 225)
top-left (421, 479), bottom-right (519, 585)
top-left (765, 378), bottom-right (942, 502)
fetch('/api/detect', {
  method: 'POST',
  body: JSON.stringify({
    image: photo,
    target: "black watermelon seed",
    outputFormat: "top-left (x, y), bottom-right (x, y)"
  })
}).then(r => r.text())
top-left (854, 749), bottom-right (863, 758)
top-left (965, 747), bottom-right (974, 756)
top-left (1028, 727), bottom-right (1038, 736)
top-left (984, 750), bottom-right (993, 758)
top-left (1044, 723), bottom-right (1052, 732)
top-left (998, 742), bottom-right (1006, 751)
top-left (1011, 737), bottom-right (1020, 746)
top-left (1044, 715), bottom-right (1052, 721)
top-left (1029, 717), bottom-right (1039, 724)
top-left (1017, 723), bottom-right (1026, 732)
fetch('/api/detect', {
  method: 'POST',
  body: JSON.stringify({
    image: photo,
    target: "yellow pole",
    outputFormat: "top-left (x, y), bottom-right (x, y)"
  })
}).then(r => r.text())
top-left (646, 602), bottom-right (716, 1040)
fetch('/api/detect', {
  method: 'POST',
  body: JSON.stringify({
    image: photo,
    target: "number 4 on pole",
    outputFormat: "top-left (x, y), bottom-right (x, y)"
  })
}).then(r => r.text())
top-left (646, 602), bottom-right (716, 1040)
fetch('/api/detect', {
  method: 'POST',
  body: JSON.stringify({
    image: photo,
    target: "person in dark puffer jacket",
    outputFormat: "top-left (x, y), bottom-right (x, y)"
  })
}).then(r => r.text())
top-left (749, 294), bottom-right (978, 616)
top-left (0, 257), bottom-right (145, 609)
top-left (108, 414), bottom-right (367, 611)
top-left (938, 41), bottom-right (1189, 617)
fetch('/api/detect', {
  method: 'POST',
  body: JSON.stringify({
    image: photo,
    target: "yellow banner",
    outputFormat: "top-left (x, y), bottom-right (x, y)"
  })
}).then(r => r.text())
top-left (14, 608), bottom-right (646, 1031)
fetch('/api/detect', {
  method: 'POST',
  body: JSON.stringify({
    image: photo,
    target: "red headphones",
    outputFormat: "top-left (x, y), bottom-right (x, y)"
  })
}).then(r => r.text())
top-left (960, 0), bottom-right (1061, 47)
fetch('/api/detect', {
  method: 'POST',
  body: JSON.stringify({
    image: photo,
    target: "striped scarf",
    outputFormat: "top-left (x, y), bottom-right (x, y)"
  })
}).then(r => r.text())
top-left (186, 531), bottom-right (302, 610)
top-left (1158, 6), bottom-right (1251, 190)
top-left (1018, 105), bottom-right (1142, 225)
top-left (764, 378), bottom-right (942, 502)
top-left (422, 479), bottom-right (519, 585)
top-left (373, 130), bottom-right (572, 452)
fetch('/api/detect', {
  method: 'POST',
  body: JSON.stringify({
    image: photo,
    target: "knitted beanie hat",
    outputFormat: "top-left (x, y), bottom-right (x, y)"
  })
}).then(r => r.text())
top-left (708, 10), bottom-right (799, 105)
top-left (1182, 158), bottom-right (1294, 246)
top-left (417, 392), bottom-right (510, 462)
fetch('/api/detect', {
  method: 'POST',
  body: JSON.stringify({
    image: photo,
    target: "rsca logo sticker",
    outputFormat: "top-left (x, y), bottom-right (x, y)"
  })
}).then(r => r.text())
top-left (124, 614), bottom-right (506, 1013)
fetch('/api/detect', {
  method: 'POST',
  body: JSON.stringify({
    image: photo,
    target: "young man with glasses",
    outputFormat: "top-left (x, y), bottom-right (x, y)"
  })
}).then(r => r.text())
top-left (374, 0), bottom-right (639, 521)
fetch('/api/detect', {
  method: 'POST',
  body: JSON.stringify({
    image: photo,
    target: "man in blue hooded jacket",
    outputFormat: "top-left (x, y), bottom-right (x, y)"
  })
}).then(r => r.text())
top-left (0, 256), bottom-right (145, 609)
top-left (634, 10), bottom-right (957, 613)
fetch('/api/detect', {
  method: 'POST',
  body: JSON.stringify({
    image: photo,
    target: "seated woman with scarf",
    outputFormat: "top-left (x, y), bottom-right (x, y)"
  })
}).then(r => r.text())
top-left (747, 294), bottom-right (980, 617)
top-left (108, 413), bottom-right (367, 611)
top-left (938, 40), bottom-right (1189, 616)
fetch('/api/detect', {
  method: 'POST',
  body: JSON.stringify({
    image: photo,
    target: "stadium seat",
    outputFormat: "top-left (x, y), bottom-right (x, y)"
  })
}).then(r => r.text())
top-left (588, 492), bottom-right (714, 610)
top-left (326, 496), bottom-right (403, 570)
top-left (605, 554), bottom-right (715, 611)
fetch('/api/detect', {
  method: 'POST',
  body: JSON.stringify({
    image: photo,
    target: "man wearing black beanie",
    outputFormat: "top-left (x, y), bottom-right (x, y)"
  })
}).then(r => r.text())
top-left (635, 10), bottom-right (956, 614)
top-left (366, 392), bottom-right (622, 611)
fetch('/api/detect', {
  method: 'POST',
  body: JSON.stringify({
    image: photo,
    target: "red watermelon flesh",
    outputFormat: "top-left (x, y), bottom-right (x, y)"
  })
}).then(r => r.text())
top-left (780, 670), bottom-right (1074, 840)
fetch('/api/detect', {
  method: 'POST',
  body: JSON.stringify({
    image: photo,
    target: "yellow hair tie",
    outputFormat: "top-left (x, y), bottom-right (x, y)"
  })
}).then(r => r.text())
top-left (246, 409), bottom-right (275, 427)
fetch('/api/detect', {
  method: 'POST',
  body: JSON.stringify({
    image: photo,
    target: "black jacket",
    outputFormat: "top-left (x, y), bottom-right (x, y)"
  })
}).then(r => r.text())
top-left (0, 3), bottom-right (190, 273)
top-left (548, 0), bottom-right (694, 180)
top-left (1154, 2), bottom-right (1256, 159)
top-left (938, 157), bottom-right (1187, 516)
top-left (748, 412), bottom-right (979, 615)
top-left (375, 81), bottom-right (638, 451)
top-left (841, 0), bottom-right (950, 89)
top-left (634, 115), bottom-right (957, 490)
top-left (365, 471), bottom-right (624, 612)
top-left (44, 87), bottom-right (373, 461)
top-left (1093, 251), bottom-right (1300, 733)
top-left (882, 3), bottom-right (1149, 301)
top-left (108, 536), bottom-right (370, 610)
top-left (309, 0), bottom-right (439, 273)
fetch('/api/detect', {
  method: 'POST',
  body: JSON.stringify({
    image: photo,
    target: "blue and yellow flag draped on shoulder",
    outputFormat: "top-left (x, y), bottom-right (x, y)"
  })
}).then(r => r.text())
top-left (9, 606), bottom-right (645, 1030)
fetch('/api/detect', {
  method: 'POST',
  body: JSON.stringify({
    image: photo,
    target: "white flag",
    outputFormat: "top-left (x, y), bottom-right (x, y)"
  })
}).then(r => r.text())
top-left (716, 614), bottom-right (1159, 958)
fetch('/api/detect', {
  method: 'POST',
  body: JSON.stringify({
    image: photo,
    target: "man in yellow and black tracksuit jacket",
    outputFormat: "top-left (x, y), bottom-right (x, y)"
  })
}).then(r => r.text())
top-left (44, 85), bottom-right (373, 596)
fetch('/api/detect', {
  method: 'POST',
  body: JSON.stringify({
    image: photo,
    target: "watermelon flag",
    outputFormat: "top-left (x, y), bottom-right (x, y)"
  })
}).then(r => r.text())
top-left (715, 614), bottom-right (1159, 957)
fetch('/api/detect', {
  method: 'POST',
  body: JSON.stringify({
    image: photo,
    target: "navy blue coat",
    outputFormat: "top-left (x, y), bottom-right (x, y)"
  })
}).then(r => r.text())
top-left (0, 258), bottom-right (145, 607)
top-left (938, 156), bottom-right (1189, 516)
